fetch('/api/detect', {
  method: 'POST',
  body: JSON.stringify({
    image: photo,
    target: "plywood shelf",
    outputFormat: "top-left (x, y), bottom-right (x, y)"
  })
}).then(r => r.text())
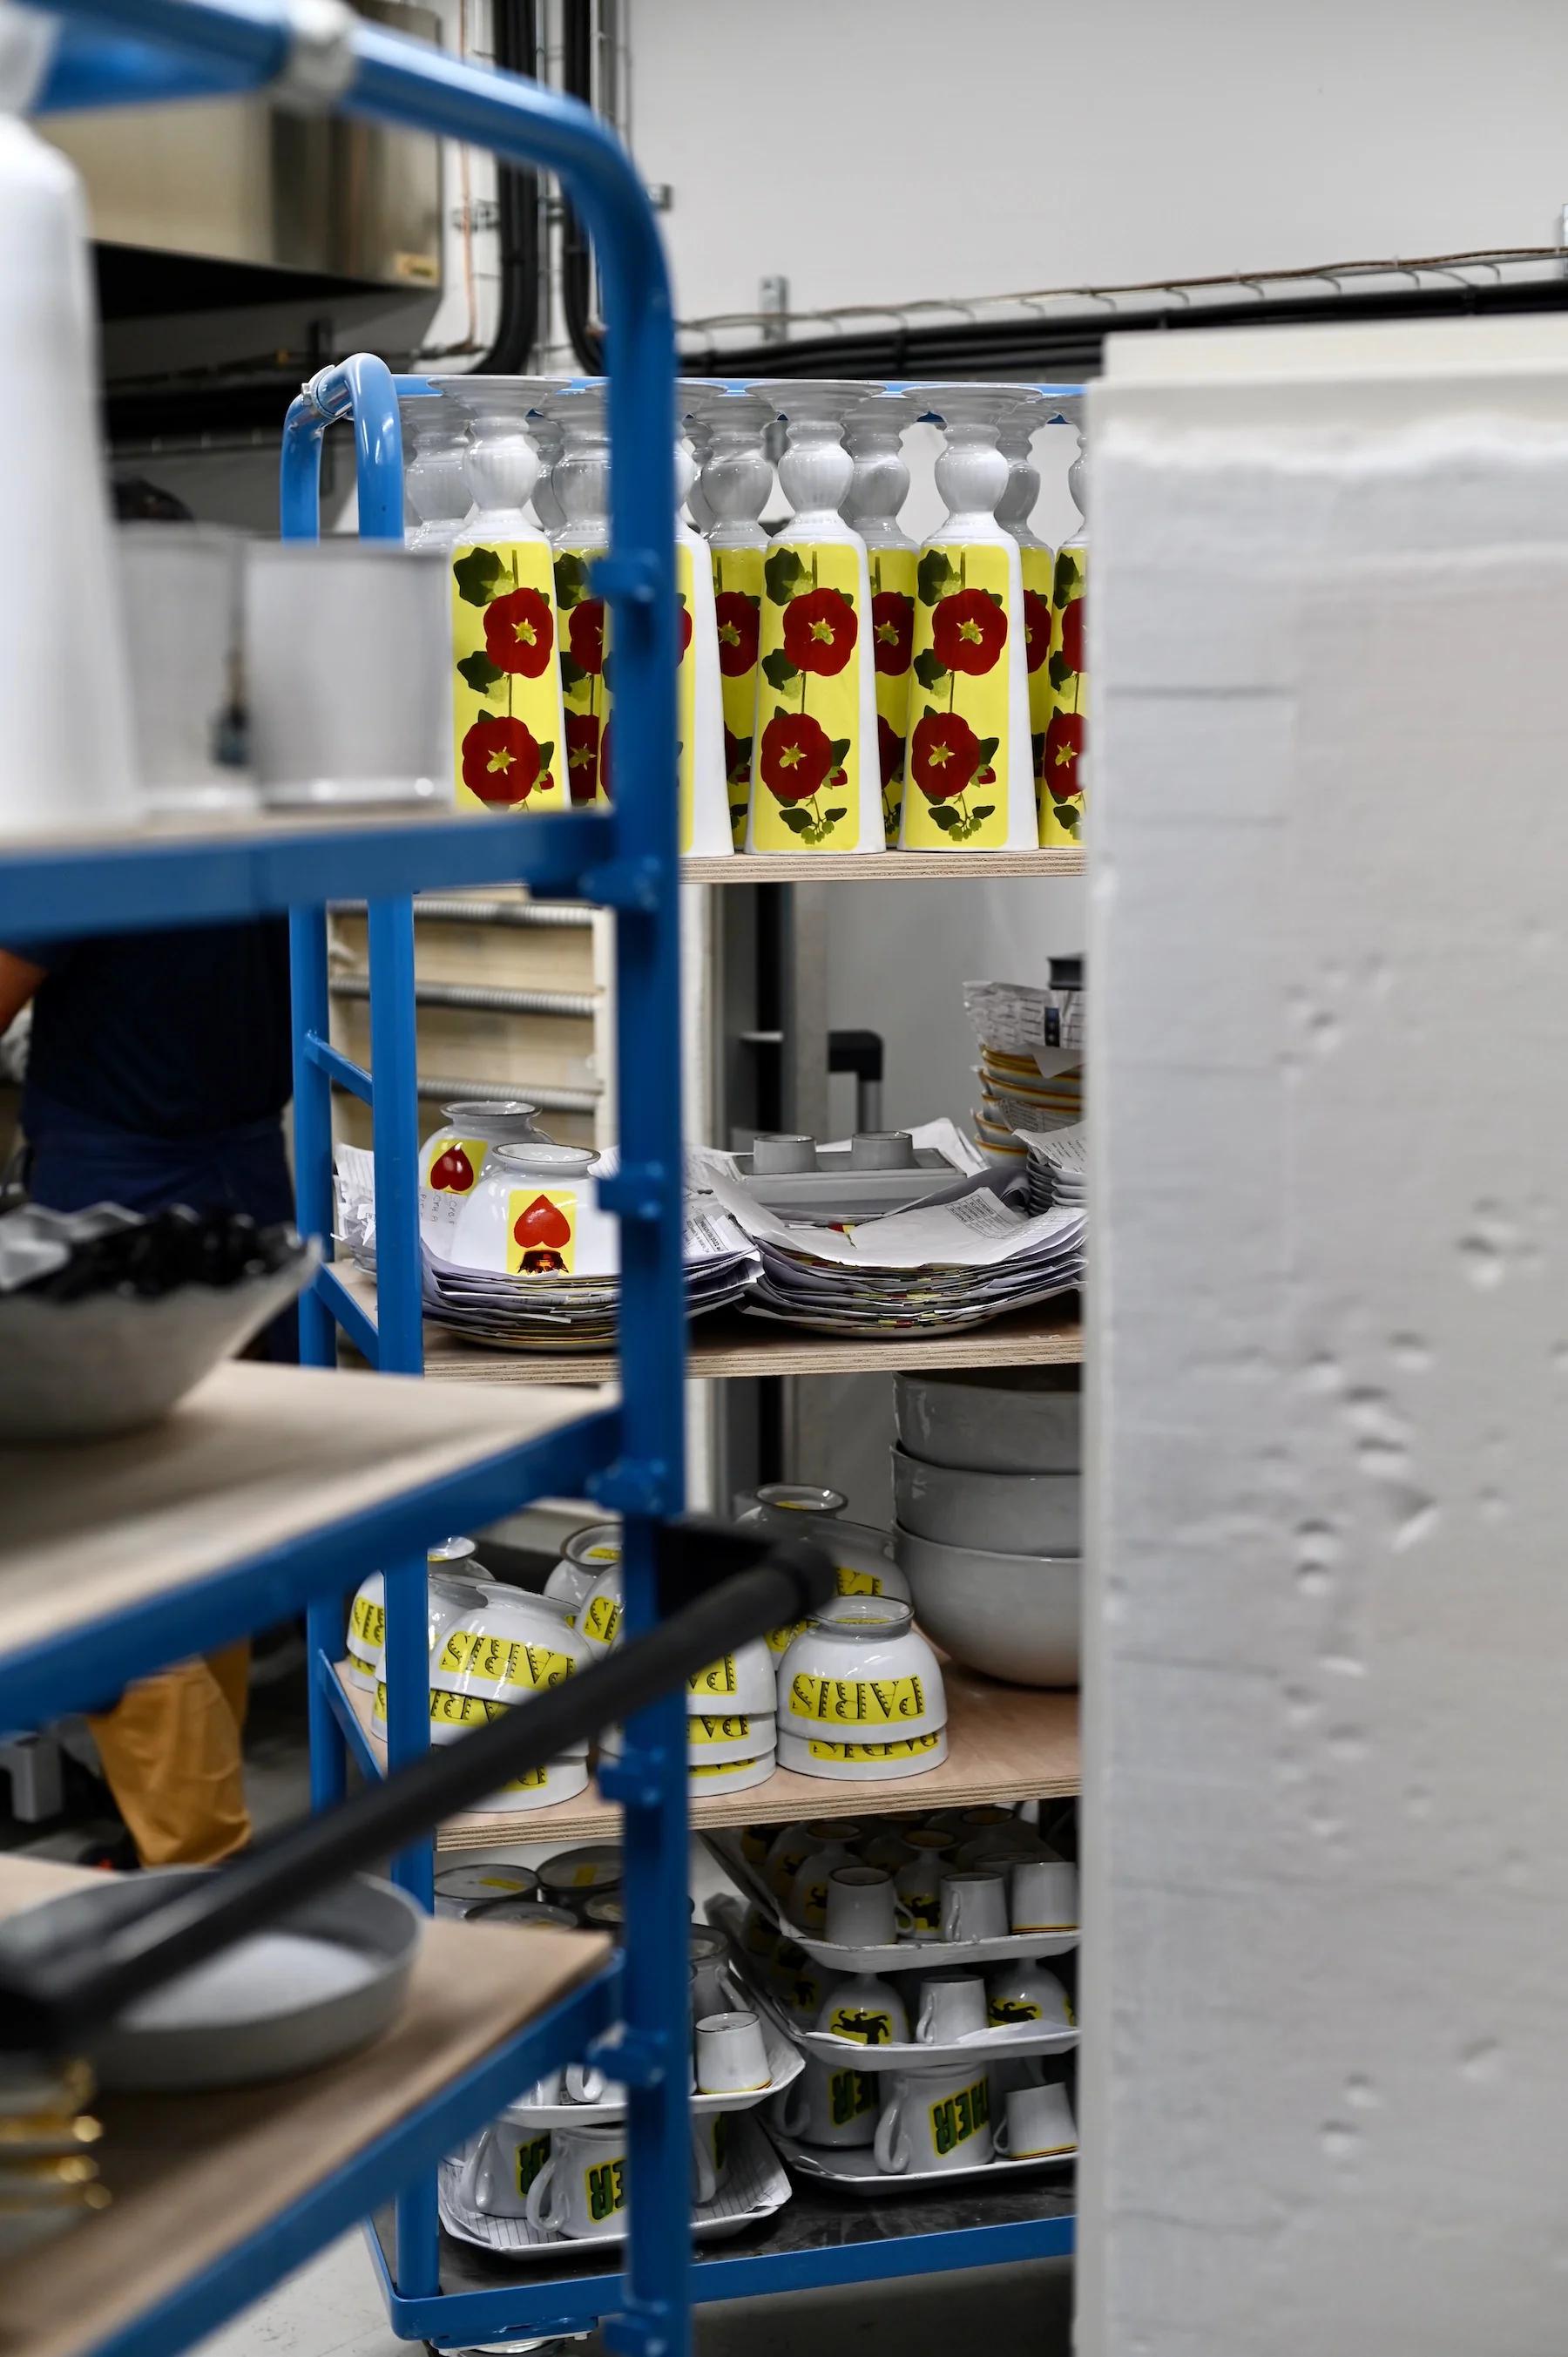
top-left (332, 1662), bottom-right (1079, 1851)
top-left (682, 848), bottom-right (1084, 882)
top-left (410, 1299), bottom-right (1084, 1386)
top-left (0, 1856), bottom-right (610, 2357)
top-left (0, 1361), bottom-right (613, 1728)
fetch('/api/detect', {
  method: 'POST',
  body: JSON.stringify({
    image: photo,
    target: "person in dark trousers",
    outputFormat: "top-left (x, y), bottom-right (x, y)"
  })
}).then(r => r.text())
top-left (0, 477), bottom-right (297, 1866)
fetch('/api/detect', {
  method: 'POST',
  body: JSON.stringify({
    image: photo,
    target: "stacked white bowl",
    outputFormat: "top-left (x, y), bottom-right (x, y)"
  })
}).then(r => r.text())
top-left (890, 1369), bottom-right (1081, 1689)
top-left (580, 1559), bottom-right (779, 1791)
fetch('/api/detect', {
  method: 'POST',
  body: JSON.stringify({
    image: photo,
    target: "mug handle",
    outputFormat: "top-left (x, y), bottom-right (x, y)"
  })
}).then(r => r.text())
top-left (915, 1988), bottom-right (937, 2042)
top-left (565, 2062), bottom-right (605, 2104)
top-left (773, 2081), bottom-right (808, 2137)
top-left (455, 2137), bottom-right (486, 2211)
top-left (894, 1900), bottom-right (919, 1936)
top-left (690, 2125), bottom-right (718, 2208)
top-left (524, 2155), bottom-right (559, 2233)
top-left (873, 2096), bottom-right (909, 2174)
top-left (993, 2114), bottom-right (1012, 2158)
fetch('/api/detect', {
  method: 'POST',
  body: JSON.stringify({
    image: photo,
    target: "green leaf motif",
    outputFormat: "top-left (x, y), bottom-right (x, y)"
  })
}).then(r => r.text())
top-left (1031, 731), bottom-right (1046, 769)
top-left (970, 804), bottom-right (996, 823)
top-left (922, 704), bottom-right (942, 722)
top-left (761, 650), bottom-right (801, 691)
top-left (928, 805), bottom-right (959, 831)
top-left (1047, 652), bottom-right (1075, 692)
top-left (453, 546), bottom-right (507, 607)
top-left (600, 655), bottom-right (615, 693)
top-left (975, 736), bottom-right (999, 767)
top-left (913, 649), bottom-right (949, 692)
top-left (765, 546), bottom-right (808, 606)
top-left (917, 548), bottom-right (956, 606)
top-left (553, 552), bottom-right (589, 609)
top-left (456, 650), bottom-right (504, 696)
top-left (826, 738), bottom-right (851, 769)
top-left (778, 807), bottom-right (812, 834)
top-left (1052, 553), bottom-right (1080, 606)
top-left (558, 653), bottom-right (587, 690)
top-left (772, 704), bottom-right (794, 726)
top-left (823, 807), bottom-right (847, 823)
top-left (729, 802), bottom-right (749, 828)
top-left (536, 741), bottom-right (555, 772)
top-left (982, 588), bottom-right (1004, 606)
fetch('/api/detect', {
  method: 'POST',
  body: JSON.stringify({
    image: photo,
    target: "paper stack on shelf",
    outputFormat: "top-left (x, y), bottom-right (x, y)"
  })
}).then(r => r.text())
top-left (1018, 1124), bottom-right (1087, 1214)
top-left (964, 974), bottom-right (1085, 1161)
top-left (701, 1159), bottom-right (1084, 1338)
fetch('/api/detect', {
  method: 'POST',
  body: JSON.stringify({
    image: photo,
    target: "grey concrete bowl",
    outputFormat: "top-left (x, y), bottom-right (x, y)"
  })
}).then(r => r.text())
top-left (892, 1445), bottom-right (1082, 1554)
top-left (895, 1524), bottom-right (1080, 1689)
top-left (893, 1366), bottom-right (1079, 1475)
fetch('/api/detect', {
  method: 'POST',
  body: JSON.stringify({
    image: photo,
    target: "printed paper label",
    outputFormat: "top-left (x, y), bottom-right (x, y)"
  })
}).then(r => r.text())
top-left (505, 1187), bottom-right (577, 1276)
top-left (749, 540), bottom-right (862, 850)
top-left (450, 538), bottom-right (563, 814)
top-left (902, 542), bottom-right (1011, 849)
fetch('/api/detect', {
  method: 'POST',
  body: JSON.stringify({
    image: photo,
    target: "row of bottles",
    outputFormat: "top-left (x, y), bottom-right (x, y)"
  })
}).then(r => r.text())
top-left (400, 375), bottom-right (1087, 857)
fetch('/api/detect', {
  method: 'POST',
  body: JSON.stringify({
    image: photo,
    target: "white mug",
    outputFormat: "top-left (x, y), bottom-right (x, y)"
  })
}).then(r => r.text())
top-left (985, 1961), bottom-right (1075, 2030)
top-left (995, 2080), bottom-right (1077, 2158)
top-left (459, 2119), bottom-right (552, 2218)
top-left (1010, 1857), bottom-right (1079, 1934)
top-left (693, 2107), bottom-right (732, 2193)
top-left (769, 1938), bottom-right (831, 2025)
top-left (915, 1970), bottom-right (990, 2045)
top-left (690, 1954), bottom-right (732, 2022)
top-left (939, 1870), bottom-right (1010, 1944)
top-left (525, 2120), bottom-right (717, 2238)
top-left (564, 2060), bottom-right (627, 2106)
top-left (792, 1839), bottom-right (860, 1931)
top-left (815, 1970), bottom-right (909, 2050)
top-left (893, 1850), bottom-right (950, 1943)
top-left (824, 1864), bottom-right (900, 1949)
top-left (873, 2065), bottom-right (994, 2175)
top-left (771, 2055), bottom-right (879, 2148)
top-left (695, 2008), bottom-right (771, 2096)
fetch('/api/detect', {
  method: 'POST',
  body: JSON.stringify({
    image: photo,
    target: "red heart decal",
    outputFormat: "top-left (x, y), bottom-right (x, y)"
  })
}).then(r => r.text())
top-left (430, 1145), bottom-right (474, 1194)
top-left (513, 1194), bottom-right (571, 1250)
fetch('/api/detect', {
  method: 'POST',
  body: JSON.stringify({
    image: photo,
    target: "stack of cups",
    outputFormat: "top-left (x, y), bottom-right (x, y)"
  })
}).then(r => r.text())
top-left (582, 1559), bottom-right (779, 1795)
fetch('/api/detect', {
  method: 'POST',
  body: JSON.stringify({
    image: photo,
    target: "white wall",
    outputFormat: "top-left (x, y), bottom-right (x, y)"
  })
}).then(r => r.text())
top-left (1083, 312), bottom-right (1568, 2356)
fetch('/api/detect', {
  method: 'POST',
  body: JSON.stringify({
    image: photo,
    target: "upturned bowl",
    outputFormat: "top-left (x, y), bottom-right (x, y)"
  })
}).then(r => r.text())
top-left (894, 1525), bottom-right (1080, 1689)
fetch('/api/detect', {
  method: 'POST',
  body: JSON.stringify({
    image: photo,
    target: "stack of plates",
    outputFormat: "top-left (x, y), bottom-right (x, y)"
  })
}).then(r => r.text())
top-left (1018, 1126), bottom-right (1086, 1215)
top-left (421, 1205), bottom-right (754, 1352)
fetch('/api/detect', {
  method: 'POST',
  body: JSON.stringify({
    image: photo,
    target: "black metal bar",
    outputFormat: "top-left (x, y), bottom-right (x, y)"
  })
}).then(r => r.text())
top-left (558, 0), bottom-right (605, 374)
top-left (0, 1531), bottom-right (835, 2057)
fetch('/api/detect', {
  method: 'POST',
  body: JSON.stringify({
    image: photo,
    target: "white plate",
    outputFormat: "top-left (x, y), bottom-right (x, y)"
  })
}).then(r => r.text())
top-left (767, 2122), bottom-right (1074, 2194)
top-left (438, 2116), bottom-right (790, 2259)
top-left (708, 1839), bottom-right (1079, 1974)
top-left (710, 1900), bottom-right (1077, 2075)
top-left (504, 1981), bottom-right (803, 2126)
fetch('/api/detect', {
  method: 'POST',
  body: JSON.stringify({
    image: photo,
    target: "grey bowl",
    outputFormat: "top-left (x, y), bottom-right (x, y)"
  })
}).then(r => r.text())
top-left (895, 1523), bottom-right (1080, 1689)
top-left (893, 1366), bottom-right (1080, 1475)
top-left (892, 1445), bottom-right (1082, 1554)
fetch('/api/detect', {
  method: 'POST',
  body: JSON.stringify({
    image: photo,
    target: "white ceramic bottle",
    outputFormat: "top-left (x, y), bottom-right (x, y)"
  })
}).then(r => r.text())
top-left (541, 384), bottom-right (612, 810)
top-left (687, 386), bottom-right (774, 847)
top-left (995, 391), bottom-right (1057, 834)
top-left (673, 440), bottom-right (734, 856)
top-left (899, 385), bottom-right (1035, 852)
top-left (744, 382), bottom-right (883, 857)
top-left (1039, 393), bottom-right (1088, 848)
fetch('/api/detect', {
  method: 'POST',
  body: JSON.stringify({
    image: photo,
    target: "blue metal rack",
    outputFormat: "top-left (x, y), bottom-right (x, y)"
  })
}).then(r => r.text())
top-left (8, 7), bottom-right (1077, 2348)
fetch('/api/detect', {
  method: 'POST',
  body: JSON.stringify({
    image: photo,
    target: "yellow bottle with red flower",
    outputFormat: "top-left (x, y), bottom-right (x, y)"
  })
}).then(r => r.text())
top-left (744, 382), bottom-right (883, 855)
top-left (997, 403), bottom-right (1059, 834)
top-left (1040, 407), bottom-right (1088, 845)
top-left (448, 390), bottom-right (566, 816)
top-left (541, 386), bottom-right (612, 812)
top-left (686, 387), bottom-right (775, 850)
top-left (899, 387), bottom-right (1036, 851)
top-left (843, 391), bottom-right (922, 847)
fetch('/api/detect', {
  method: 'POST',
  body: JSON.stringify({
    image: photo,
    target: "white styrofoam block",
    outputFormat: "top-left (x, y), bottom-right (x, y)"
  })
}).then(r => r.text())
top-left (1082, 315), bottom-right (1568, 2357)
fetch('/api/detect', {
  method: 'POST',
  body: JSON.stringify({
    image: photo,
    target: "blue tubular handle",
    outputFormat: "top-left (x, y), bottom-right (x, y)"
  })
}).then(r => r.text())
top-left (280, 355), bottom-right (406, 545)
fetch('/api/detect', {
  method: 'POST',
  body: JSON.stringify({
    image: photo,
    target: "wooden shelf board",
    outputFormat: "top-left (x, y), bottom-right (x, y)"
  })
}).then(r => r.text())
top-left (410, 1300), bottom-right (1083, 1386)
top-left (0, 1856), bottom-right (609, 2357)
top-left (0, 1361), bottom-right (610, 1674)
top-left (334, 1663), bottom-right (1079, 1850)
top-left (682, 848), bottom-right (1084, 882)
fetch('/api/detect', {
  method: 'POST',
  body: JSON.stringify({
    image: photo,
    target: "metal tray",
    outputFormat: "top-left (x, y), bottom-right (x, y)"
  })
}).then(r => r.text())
top-left (710, 1900), bottom-right (1078, 2075)
top-left (504, 1972), bottom-right (803, 2125)
top-left (0, 1869), bottom-right (420, 2091)
top-left (767, 2121), bottom-right (1074, 2195)
top-left (438, 2116), bottom-right (790, 2259)
top-left (708, 1837), bottom-right (1079, 1975)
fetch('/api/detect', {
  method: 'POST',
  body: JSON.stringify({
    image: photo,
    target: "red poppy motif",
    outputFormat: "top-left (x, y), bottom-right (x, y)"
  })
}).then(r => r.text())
top-left (724, 725), bottom-right (750, 785)
top-left (677, 601), bottom-right (693, 660)
top-left (1044, 710), bottom-right (1085, 800)
top-left (461, 715), bottom-right (541, 804)
top-left (483, 586), bottom-right (555, 678)
top-left (932, 587), bottom-right (1007, 676)
top-left (910, 712), bottom-right (981, 802)
top-left (1024, 590), bottom-right (1053, 674)
top-left (565, 713), bottom-right (601, 806)
top-left (871, 590), bottom-right (914, 676)
top-left (598, 721), bottom-right (613, 803)
top-left (782, 586), bottom-right (858, 677)
top-left (877, 715), bottom-right (904, 788)
top-left (714, 591), bottom-right (760, 677)
top-left (1058, 596), bottom-right (1085, 674)
top-left (568, 598), bottom-right (605, 675)
top-left (760, 711), bottom-right (835, 803)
